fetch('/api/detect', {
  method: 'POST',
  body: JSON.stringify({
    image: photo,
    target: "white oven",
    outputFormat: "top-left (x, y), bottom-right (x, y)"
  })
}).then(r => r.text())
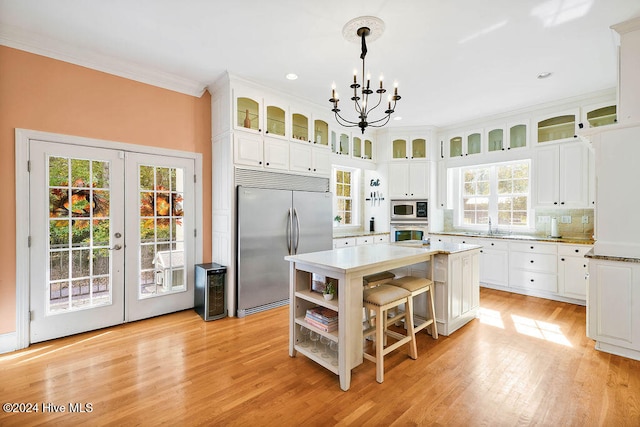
top-left (390, 222), bottom-right (429, 242)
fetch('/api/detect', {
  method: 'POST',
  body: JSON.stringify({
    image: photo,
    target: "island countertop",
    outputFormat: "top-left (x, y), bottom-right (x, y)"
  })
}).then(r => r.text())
top-left (284, 242), bottom-right (480, 274)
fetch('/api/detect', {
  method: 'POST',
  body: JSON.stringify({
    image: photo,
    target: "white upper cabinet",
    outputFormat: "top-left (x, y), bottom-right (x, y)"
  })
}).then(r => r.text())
top-left (264, 96), bottom-right (288, 139)
top-left (290, 143), bottom-right (331, 176)
top-left (534, 141), bottom-right (589, 208)
top-left (234, 89), bottom-right (263, 134)
top-left (352, 136), bottom-right (374, 161)
top-left (313, 118), bottom-right (330, 148)
top-left (447, 131), bottom-right (481, 158)
top-left (388, 162), bottom-right (429, 198)
top-left (581, 103), bottom-right (617, 129)
top-left (290, 111), bottom-right (311, 143)
top-left (535, 109), bottom-right (580, 144)
top-left (391, 137), bottom-right (428, 161)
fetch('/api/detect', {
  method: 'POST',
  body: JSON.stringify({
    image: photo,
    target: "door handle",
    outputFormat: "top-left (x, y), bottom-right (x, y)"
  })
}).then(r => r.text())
top-left (293, 208), bottom-right (300, 254)
top-left (110, 244), bottom-right (122, 251)
top-left (286, 208), bottom-right (292, 255)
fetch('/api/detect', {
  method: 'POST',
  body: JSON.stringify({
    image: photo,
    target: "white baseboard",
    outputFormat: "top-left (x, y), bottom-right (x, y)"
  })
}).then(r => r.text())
top-left (0, 332), bottom-right (17, 354)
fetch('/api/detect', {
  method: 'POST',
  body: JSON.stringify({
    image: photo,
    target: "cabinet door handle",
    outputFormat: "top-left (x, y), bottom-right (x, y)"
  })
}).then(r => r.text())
top-left (553, 202), bottom-right (558, 205)
top-left (574, 249), bottom-right (579, 253)
top-left (530, 246), bottom-right (534, 249)
top-left (530, 260), bottom-right (534, 263)
top-left (480, 250), bottom-right (484, 253)
top-left (258, 161), bottom-right (262, 165)
top-left (530, 279), bottom-right (534, 282)
top-left (561, 258), bottom-right (565, 261)
top-left (266, 162), bottom-right (270, 166)
top-left (491, 243), bottom-right (495, 246)
top-left (561, 202), bottom-right (565, 205)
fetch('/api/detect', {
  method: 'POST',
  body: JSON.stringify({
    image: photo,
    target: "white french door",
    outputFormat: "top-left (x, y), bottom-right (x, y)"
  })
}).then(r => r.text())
top-left (29, 140), bottom-right (196, 343)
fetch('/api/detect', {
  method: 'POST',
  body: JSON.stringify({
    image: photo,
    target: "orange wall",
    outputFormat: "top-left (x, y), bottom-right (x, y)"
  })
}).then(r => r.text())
top-left (0, 46), bottom-right (212, 335)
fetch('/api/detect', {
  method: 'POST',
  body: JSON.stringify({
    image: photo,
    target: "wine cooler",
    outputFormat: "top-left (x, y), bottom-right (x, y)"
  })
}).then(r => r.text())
top-left (194, 263), bottom-right (227, 321)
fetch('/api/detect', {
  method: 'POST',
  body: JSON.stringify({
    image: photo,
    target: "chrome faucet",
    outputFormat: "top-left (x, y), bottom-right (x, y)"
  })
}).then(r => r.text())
top-left (488, 217), bottom-right (493, 235)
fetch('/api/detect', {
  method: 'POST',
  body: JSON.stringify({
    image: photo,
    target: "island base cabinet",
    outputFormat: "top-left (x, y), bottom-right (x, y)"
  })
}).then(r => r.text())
top-left (431, 250), bottom-right (480, 336)
top-left (588, 259), bottom-right (640, 361)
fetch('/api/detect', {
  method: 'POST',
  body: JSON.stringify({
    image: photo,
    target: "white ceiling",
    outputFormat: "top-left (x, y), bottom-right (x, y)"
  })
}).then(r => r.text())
top-left (1, 0), bottom-right (639, 128)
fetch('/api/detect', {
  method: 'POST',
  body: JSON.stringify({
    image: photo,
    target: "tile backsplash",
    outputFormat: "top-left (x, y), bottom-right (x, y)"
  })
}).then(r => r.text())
top-left (442, 208), bottom-right (594, 239)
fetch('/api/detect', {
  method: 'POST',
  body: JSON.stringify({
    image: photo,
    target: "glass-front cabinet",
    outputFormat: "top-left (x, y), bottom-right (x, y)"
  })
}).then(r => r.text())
top-left (352, 136), bottom-right (374, 160)
top-left (583, 104), bottom-right (617, 128)
top-left (236, 96), bottom-right (261, 133)
top-left (487, 127), bottom-right (505, 152)
top-left (291, 113), bottom-right (310, 142)
top-left (392, 138), bottom-right (408, 159)
top-left (508, 123), bottom-right (527, 149)
top-left (466, 131), bottom-right (482, 156)
top-left (337, 133), bottom-right (350, 156)
top-left (449, 135), bottom-right (463, 157)
top-left (314, 119), bottom-right (329, 147)
top-left (449, 132), bottom-right (481, 157)
top-left (536, 110), bottom-right (578, 143)
top-left (411, 138), bottom-right (427, 159)
top-left (392, 137), bottom-right (427, 160)
top-left (353, 136), bottom-right (362, 158)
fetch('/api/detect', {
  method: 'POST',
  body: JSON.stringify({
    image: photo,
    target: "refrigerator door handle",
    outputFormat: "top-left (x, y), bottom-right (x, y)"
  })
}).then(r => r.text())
top-left (293, 207), bottom-right (300, 254)
top-left (286, 208), bottom-right (293, 255)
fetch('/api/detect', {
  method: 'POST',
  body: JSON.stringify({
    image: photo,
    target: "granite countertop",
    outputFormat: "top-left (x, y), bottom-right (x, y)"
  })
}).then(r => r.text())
top-left (585, 248), bottom-right (640, 263)
top-left (431, 231), bottom-right (594, 245)
top-left (333, 230), bottom-right (390, 239)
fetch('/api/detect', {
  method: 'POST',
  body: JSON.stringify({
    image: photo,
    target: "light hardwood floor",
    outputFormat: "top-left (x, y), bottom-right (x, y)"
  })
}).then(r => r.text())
top-left (1, 288), bottom-right (639, 426)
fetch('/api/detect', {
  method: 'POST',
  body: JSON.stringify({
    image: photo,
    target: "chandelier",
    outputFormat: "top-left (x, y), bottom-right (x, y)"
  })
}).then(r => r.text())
top-left (329, 16), bottom-right (400, 134)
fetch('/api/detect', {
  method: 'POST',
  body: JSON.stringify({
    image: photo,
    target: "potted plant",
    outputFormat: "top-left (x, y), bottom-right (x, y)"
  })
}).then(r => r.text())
top-left (323, 280), bottom-right (336, 300)
top-left (334, 215), bottom-right (342, 226)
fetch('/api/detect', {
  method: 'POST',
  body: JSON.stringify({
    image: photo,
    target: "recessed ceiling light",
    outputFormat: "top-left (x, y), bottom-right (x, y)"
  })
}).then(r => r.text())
top-left (393, 116), bottom-right (402, 121)
top-left (537, 72), bottom-right (552, 79)
top-left (285, 73), bottom-right (298, 80)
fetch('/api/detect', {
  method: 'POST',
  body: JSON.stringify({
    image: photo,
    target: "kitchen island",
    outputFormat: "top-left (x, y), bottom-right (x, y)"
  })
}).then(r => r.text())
top-left (285, 242), bottom-right (481, 390)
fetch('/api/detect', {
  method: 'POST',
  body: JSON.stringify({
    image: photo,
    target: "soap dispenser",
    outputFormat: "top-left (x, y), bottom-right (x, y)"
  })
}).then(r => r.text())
top-left (369, 217), bottom-right (375, 232)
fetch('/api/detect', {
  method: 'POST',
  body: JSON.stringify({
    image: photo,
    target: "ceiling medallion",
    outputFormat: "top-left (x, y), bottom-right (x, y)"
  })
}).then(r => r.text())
top-left (329, 16), bottom-right (400, 134)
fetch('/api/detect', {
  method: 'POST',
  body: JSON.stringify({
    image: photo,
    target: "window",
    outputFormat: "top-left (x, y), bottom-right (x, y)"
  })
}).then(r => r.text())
top-left (458, 160), bottom-right (530, 228)
top-left (333, 167), bottom-right (359, 226)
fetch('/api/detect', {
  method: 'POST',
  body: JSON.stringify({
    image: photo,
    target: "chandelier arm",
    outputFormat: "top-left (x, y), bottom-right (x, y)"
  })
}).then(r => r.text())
top-left (367, 114), bottom-right (392, 128)
top-left (333, 111), bottom-right (359, 127)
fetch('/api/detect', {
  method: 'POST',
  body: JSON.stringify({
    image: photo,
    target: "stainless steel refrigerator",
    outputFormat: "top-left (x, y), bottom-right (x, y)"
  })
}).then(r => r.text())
top-left (236, 186), bottom-right (333, 317)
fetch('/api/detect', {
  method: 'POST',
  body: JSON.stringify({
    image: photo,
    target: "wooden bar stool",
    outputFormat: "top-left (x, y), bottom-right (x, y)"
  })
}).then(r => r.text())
top-left (363, 271), bottom-right (395, 288)
top-left (363, 284), bottom-right (418, 383)
top-left (386, 276), bottom-right (438, 339)
top-left (362, 271), bottom-right (395, 329)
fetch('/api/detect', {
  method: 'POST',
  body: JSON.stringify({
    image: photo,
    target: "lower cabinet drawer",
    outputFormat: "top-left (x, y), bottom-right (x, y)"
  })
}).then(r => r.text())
top-left (510, 251), bottom-right (557, 273)
top-left (510, 269), bottom-right (558, 293)
top-left (356, 236), bottom-right (373, 245)
top-left (333, 237), bottom-right (356, 248)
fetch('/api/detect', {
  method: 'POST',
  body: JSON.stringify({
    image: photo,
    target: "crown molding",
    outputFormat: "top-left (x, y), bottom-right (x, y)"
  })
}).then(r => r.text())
top-left (0, 24), bottom-right (207, 98)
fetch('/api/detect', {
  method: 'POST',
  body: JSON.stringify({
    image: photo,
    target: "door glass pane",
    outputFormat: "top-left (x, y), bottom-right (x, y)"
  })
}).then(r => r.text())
top-left (509, 124), bottom-right (527, 148)
top-left (266, 105), bottom-right (285, 136)
top-left (450, 137), bottom-right (463, 157)
top-left (364, 139), bottom-right (373, 160)
top-left (587, 106), bottom-right (616, 128)
top-left (537, 115), bottom-right (575, 143)
top-left (339, 133), bottom-right (350, 155)
top-left (47, 155), bottom-right (112, 313)
top-left (488, 129), bottom-right (503, 151)
top-left (314, 120), bottom-right (329, 146)
top-left (138, 165), bottom-right (186, 298)
top-left (237, 97), bottom-right (259, 131)
top-left (412, 139), bottom-right (426, 159)
top-left (292, 113), bottom-right (308, 141)
top-left (392, 139), bottom-right (407, 159)
top-left (353, 137), bottom-right (362, 158)
top-left (467, 133), bottom-right (481, 155)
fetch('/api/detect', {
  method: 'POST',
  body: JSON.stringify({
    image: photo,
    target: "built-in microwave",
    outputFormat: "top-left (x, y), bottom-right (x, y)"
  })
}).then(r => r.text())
top-left (390, 199), bottom-right (428, 221)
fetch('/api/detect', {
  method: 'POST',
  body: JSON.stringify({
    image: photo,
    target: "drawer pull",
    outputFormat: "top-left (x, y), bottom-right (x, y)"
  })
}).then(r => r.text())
top-left (491, 243), bottom-right (495, 246)
top-left (530, 260), bottom-right (534, 263)
top-left (480, 250), bottom-right (484, 253)
top-left (574, 249), bottom-right (579, 253)
top-left (561, 258), bottom-right (565, 261)
top-left (530, 246), bottom-right (534, 249)
top-left (530, 279), bottom-right (534, 282)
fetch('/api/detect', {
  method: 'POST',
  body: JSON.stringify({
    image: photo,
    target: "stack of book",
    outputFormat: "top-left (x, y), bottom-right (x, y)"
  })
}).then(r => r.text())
top-left (305, 306), bottom-right (338, 332)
